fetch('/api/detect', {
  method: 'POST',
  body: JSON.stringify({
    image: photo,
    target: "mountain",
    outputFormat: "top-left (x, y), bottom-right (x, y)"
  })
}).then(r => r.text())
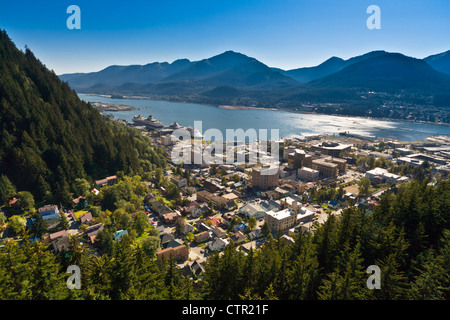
top-left (0, 30), bottom-right (163, 204)
top-left (309, 52), bottom-right (450, 91)
top-left (62, 50), bottom-right (298, 93)
top-left (59, 58), bottom-right (193, 88)
top-left (163, 50), bottom-right (297, 88)
top-left (424, 50), bottom-right (450, 75)
top-left (281, 51), bottom-right (389, 83)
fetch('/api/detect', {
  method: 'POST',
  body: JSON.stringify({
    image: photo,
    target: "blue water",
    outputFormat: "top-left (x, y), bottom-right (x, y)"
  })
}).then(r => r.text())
top-left (78, 94), bottom-right (450, 142)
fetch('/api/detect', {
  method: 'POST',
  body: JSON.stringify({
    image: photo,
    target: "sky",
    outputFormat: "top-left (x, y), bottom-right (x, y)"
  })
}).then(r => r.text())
top-left (1, 0), bottom-right (449, 74)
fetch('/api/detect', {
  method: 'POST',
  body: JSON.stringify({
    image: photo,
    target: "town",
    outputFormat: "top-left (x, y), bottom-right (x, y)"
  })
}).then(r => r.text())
top-left (1, 117), bottom-right (450, 282)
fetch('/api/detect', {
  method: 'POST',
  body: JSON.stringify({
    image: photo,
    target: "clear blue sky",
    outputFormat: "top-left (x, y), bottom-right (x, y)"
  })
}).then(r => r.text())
top-left (1, 0), bottom-right (449, 74)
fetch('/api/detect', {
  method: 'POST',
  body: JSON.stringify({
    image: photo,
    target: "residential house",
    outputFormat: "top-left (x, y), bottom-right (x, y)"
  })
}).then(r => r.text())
top-left (181, 222), bottom-right (194, 236)
top-left (162, 211), bottom-right (181, 225)
top-left (95, 175), bottom-right (118, 188)
top-left (156, 245), bottom-right (189, 262)
top-left (79, 212), bottom-right (93, 225)
top-left (203, 180), bottom-right (222, 193)
top-left (184, 201), bottom-right (202, 218)
top-left (48, 230), bottom-right (69, 244)
top-left (213, 226), bottom-right (227, 238)
top-left (190, 260), bottom-right (205, 276)
top-left (114, 229), bottom-right (128, 241)
top-left (160, 232), bottom-right (175, 247)
top-left (85, 223), bottom-right (104, 243)
top-left (171, 176), bottom-right (188, 189)
top-left (194, 231), bottom-right (211, 244)
top-left (221, 212), bottom-right (234, 226)
top-left (51, 235), bottom-right (70, 254)
top-left (149, 200), bottom-right (172, 218)
top-left (165, 238), bottom-right (184, 249)
top-left (38, 205), bottom-right (60, 221)
top-left (72, 196), bottom-right (88, 210)
top-left (196, 222), bottom-right (213, 233)
top-left (222, 192), bottom-right (238, 202)
top-left (196, 191), bottom-right (235, 210)
top-left (209, 237), bottom-right (229, 251)
top-left (248, 229), bottom-right (263, 240)
top-left (206, 216), bottom-right (222, 227)
top-left (234, 222), bottom-right (249, 233)
top-left (230, 231), bottom-right (246, 244)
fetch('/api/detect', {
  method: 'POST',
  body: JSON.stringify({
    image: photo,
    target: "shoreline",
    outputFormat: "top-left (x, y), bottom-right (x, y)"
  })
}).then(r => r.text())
top-left (79, 93), bottom-right (450, 128)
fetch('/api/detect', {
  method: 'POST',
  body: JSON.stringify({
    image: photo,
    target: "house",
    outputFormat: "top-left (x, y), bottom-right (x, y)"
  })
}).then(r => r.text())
top-left (149, 200), bottom-right (172, 217)
top-left (203, 180), bottom-right (222, 193)
top-left (248, 228), bottom-right (263, 240)
top-left (194, 231), bottom-right (211, 244)
top-left (196, 191), bottom-right (235, 210)
top-left (328, 200), bottom-right (339, 210)
top-left (95, 175), bottom-right (118, 188)
top-left (114, 230), bottom-right (128, 241)
top-left (48, 230), bottom-right (69, 243)
top-left (79, 212), bottom-right (93, 225)
top-left (221, 212), bottom-right (234, 226)
top-left (241, 240), bottom-right (257, 253)
top-left (206, 216), bottom-right (222, 227)
top-left (165, 238), bottom-right (184, 249)
top-left (213, 226), bottom-right (227, 238)
top-left (184, 201), bottom-right (201, 217)
top-left (222, 192), bottom-right (238, 202)
top-left (209, 237), bottom-right (229, 251)
top-left (170, 176), bottom-right (188, 189)
top-left (196, 222), bottom-right (213, 233)
top-left (156, 245), bottom-right (189, 262)
top-left (230, 231), bottom-right (246, 244)
top-left (160, 232), bottom-right (175, 247)
top-left (181, 222), bottom-right (194, 236)
top-left (162, 211), bottom-right (181, 225)
top-left (85, 223), bottom-right (104, 243)
top-left (51, 235), bottom-right (70, 254)
top-left (190, 260), bottom-right (205, 276)
top-left (234, 222), bottom-right (249, 233)
top-left (38, 205), bottom-right (60, 221)
top-left (72, 196), bottom-right (88, 210)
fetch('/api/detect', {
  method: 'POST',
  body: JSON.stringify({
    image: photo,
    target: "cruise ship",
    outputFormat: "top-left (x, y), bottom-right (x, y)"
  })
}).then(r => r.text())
top-left (132, 115), bottom-right (164, 129)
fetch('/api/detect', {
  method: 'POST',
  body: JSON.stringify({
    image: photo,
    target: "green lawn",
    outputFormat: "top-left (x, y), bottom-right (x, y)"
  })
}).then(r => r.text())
top-left (73, 210), bottom-right (89, 220)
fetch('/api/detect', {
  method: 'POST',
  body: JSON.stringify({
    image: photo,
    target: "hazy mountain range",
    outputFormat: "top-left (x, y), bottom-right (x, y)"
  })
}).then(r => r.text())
top-left (59, 49), bottom-right (450, 115)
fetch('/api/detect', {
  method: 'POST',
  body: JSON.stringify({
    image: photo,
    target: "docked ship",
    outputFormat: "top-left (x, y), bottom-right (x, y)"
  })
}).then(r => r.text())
top-left (132, 115), bottom-right (164, 129)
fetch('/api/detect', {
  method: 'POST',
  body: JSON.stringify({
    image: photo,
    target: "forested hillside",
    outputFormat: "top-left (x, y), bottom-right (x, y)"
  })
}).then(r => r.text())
top-left (0, 30), bottom-right (164, 205)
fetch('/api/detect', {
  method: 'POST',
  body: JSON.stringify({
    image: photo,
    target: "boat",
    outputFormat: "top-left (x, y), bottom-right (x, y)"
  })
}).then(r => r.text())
top-left (132, 115), bottom-right (164, 129)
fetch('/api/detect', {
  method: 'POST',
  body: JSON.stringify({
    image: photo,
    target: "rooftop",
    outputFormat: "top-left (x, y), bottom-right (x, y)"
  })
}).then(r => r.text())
top-left (266, 208), bottom-right (295, 220)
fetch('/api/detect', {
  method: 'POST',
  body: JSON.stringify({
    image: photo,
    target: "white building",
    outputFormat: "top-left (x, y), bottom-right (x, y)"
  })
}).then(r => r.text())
top-left (298, 167), bottom-right (320, 181)
top-left (265, 208), bottom-right (297, 233)
top-left (365, 167), bottom-right (400, 182)
top-left (209, 238), bottom-right (229, 251)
